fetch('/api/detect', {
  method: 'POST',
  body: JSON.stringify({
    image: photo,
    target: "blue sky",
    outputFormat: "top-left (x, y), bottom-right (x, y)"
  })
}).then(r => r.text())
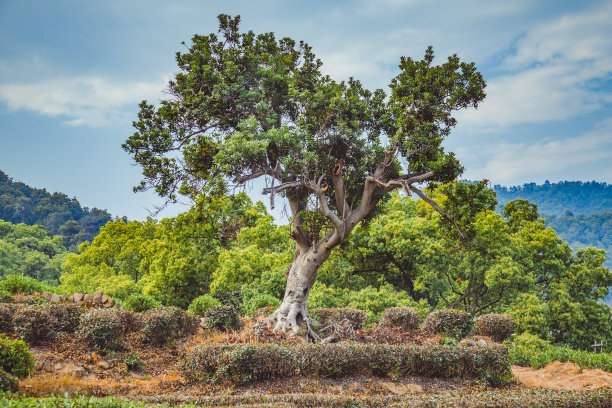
top-left (0, 0), bottom-right (611, 221)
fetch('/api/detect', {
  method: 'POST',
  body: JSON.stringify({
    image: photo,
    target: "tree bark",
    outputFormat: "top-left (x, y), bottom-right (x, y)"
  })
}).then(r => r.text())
top-left (264, 247), bottom-right (331, 338)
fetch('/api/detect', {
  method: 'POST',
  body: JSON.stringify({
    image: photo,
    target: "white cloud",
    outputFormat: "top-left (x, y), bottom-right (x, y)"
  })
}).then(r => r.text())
top-left (458, 1), bottom-right (612, 130)
top-left (465, 118), bottom-right (612, 184)
top-left (0, 76), bottom-right (166, 126)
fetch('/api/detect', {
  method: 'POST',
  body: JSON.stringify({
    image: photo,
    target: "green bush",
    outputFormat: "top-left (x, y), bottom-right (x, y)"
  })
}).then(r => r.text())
top-left (471, 313), bottom-right (515, 342)
top-left (142, 307), bottom-right (199, 346)
top-left (121, 293), bottom-right (161, 313)
top-left (421, 309), bottom-right (472, 339)
top-left (0, 304), bottom-right (15, 332)
top-left (187, 294), bottom-right (221, 317)
top-left (201, 306), bottom-right (242, 332)
top-left (0, 275), bottom-right (47, 295)
top-left (0, 335), bottom-right (34, 379)
top-left (509, 333), bottom-right (612, 372)
top-left (12, 305), bottom-right (51, 344)
top-left (78, 308), bottom-right (124, 350)
top-left (242, 293), bottom-right (280, 316)
top-left (0, 291), bottom-right (13, 304)
top-left (123, 352), bottom-right (142, 371)
top-left (183, 342), bottom-right (511, 386)
top-left (0, 368), bottom-right (18, 392)
top-left (379, 307), bottom-right (420, 331)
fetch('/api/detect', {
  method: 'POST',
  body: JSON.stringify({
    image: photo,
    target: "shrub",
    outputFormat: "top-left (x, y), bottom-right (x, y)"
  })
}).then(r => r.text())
top-left (187, 294), bottom-right (222, 317)
top-left (0, 368), bottom-right (18, 392)
top-left (379, 307), bottom-right (420, 331)
top-left (311, 308), bottom-right (365, 338)
top-left (47, 303), bottom-right (82, 334)
top-left (123, 352), bottom-right (141, 371)
top-left (508, 332), bottom-right (612, 372)
top-left (121, 293), bottom-right (161, 313)
top-left (201, 306), bottom-right (242, 332)
top-left (12, 305), bottom-right (52, 344)
top-left (142, 307), bottom-right (199, 346)
top-left (0, 335), bottom-right (34, 379)
top-left (471, 313), bottom-right (515, 342)
top-left (78, 308), bottom-right (124, 350)
top-left (242, 293), bottom-right (280, 316)
top-left (0, 275), bottom-right (46, 295)
top-left (421, 309), bottom-right (472, 339)
top-left (183, 343), bottom-right (511, 385)
top-left (0, 304), bottom-right (15, 332)
top-left (0, 291), bottom-right (13, 304)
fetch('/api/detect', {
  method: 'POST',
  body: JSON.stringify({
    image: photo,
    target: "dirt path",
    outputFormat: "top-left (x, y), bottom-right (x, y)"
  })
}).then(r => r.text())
top-left (512, 361), bottom-right (612, 390)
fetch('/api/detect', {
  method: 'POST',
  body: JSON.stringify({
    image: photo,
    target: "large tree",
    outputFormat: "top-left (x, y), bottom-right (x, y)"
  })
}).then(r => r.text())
top-left (123, 15), bottom-right (486, 338)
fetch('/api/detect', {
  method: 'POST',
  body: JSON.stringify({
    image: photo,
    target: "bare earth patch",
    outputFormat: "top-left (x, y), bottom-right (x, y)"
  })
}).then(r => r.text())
top-left (512, 361), bottom-right (612, 390)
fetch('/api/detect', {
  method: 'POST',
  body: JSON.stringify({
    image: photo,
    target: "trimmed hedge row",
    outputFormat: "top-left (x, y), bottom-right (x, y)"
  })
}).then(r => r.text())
top-left (183, 342), bottom-right (511, 385)
top-left (146, 390), bottom-right (612, 408)
top-left (0, 303), bottom-right (198, 348)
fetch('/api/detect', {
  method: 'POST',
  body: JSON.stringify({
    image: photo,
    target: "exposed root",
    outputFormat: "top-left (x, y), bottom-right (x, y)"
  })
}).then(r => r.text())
top-left (250, 305), bottom-right (320, 342)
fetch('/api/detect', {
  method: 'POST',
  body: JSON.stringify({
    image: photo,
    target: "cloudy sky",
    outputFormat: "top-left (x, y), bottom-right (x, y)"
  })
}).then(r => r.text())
top-left (0, 0), bottom-right (611, 221)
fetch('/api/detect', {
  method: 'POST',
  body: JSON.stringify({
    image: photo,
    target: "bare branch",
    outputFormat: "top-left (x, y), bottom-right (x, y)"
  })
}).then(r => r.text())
top-left (409, 186), bottom-right (466, 240)
top-left (331, 160), bottom-right (350, 218)
top-left (262, 181), bottom-right (303, 195)
top-left (304, 180), bottom-right (343, 233)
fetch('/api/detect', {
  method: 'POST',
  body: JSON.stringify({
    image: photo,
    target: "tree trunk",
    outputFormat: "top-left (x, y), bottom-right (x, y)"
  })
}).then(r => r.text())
top-left (264, 247), bottom-right (330, 338)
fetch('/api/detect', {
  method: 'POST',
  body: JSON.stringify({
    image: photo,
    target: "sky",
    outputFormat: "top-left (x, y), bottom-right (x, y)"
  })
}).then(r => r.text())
top-left (0, 0), bottom-right (611, 221)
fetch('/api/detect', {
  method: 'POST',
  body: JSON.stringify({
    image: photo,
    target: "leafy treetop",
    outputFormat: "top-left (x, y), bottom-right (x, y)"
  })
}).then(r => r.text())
top-left (124, 14), bottom-right (486, 255)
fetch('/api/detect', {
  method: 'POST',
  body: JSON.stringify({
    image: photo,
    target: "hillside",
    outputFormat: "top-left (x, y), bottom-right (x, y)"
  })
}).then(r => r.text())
top-left (0, 170), bottom-right (116, 250)
top-left (493, 181), bottom-right (611, 216)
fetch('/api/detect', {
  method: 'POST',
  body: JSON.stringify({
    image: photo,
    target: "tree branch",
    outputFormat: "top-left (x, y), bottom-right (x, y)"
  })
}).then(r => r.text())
top-left (330, 160), bottom-right (350, 218)
top-left (409, 186), bottom-right (466, 240)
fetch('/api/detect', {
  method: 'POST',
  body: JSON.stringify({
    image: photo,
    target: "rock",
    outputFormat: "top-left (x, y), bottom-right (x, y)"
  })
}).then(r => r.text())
top-left (59, 294), bottom-right (67, 302)
top-left (32, 292), bottom-right (41, 297)
top-left (101, 294), bottom-right (109, 304)
top-left (103, 299), bottom-right (114, 308)
top-left (71, 366), bottom-right (88, 378)
top-left (98, 360), bottom-right (110, 370)
top-left (68, 294), bottom-right (74, 302)
top-left (83, 294), bottom-right (94, 305)
top-left (93, 291), bottom-right (103, 305)
top-left (42, 292), bottom-right (52, 300)
top-left (73, 292), bottom-right (84, 302)
top-left (50, 293), bottom-right (61, 303)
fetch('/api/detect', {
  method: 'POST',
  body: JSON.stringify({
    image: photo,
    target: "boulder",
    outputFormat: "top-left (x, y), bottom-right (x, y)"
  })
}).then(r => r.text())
top-left (50, 293), bottom-right (61, 303)
top-left (102, 298), bottom-right (115, 308)
top-left (83, 294), bottom-right (94, 305)
top-left (101, 294), bottom-right (109, 304)
top-left (68, 294), bottom-right (74, 302)
top-left (42, 292), bottom-right (52, 300)
top-left (93, 291), bottom-right (103, 305)
top-left (59, 294), bottom-right (67, 302)
top-left (73, 292), bottom-right (84, 302)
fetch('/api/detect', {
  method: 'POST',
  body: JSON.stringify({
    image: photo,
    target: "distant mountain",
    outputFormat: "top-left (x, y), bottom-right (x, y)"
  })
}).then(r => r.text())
top-left (493, 181), bottom-right (611, 216)
top-left (0, 170), bottom-right (118, 250)
top-left (490, 180), bottom-right (612, 305)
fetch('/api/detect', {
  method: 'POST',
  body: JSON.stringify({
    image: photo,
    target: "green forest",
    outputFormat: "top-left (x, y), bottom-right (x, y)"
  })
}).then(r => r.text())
top-left (0, 170), bottom-right (115, 250)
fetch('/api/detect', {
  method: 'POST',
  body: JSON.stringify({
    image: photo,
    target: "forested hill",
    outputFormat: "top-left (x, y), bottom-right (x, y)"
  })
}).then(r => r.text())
top-left (0, 170), bottom-right (116, 250)
top-left (493, 181), bottom-right (611, 215)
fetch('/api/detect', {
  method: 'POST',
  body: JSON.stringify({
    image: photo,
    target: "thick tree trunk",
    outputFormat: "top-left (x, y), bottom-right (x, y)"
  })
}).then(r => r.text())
top-left (264, 248), bottom-right (330, 338)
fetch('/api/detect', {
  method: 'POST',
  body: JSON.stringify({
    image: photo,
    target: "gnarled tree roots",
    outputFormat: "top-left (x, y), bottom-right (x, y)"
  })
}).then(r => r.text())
top-left (256, 303), bottom-right (320, 342)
